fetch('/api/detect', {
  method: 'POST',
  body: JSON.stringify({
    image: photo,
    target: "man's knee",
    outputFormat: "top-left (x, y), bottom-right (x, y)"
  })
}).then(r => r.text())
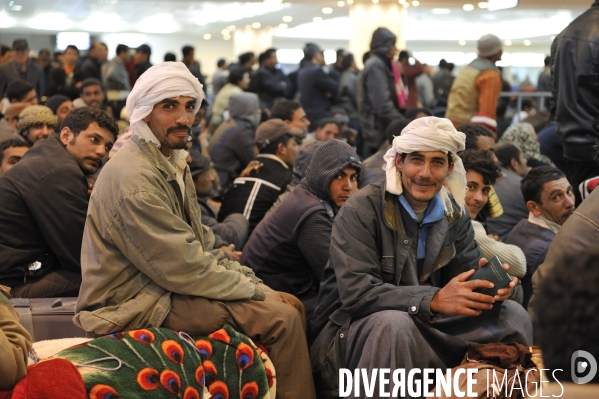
top-left (360, 310), bottom-right (418, 338)
top-left (499, 300), bottom-right (533, 345)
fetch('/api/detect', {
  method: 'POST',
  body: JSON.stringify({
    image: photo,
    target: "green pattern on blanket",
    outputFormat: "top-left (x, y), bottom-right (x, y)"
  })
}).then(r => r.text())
top-left (51, 325), bottom-right (273, 399)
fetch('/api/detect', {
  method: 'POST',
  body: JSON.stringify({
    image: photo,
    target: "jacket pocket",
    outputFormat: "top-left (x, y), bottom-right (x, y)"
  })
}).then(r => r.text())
top-left (380, 256), bottom-right (396, 284)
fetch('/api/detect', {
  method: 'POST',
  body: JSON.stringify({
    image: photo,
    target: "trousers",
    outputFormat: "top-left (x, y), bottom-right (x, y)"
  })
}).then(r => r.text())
top-left (162, 291), bottom-right (317, 399)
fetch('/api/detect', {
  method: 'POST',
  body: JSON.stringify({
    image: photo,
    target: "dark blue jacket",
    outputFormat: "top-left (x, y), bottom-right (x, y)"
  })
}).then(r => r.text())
top-left (298, 62), bottom-right (339, 127)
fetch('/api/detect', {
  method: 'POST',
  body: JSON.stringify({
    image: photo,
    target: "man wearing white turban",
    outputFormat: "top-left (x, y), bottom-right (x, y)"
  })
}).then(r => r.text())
top-left (75, 62), bottom-right (316, 399)
top-left (310, 117), bottom-right (532, 398)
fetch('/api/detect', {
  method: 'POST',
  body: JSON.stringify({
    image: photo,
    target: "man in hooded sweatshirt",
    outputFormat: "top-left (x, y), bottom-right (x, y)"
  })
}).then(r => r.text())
top-left (241, 139), bottom-right (361, 317)
top-left (208, 92), bottom-right (261, 192)
top-left (358, 27), bottom-right (404, 157)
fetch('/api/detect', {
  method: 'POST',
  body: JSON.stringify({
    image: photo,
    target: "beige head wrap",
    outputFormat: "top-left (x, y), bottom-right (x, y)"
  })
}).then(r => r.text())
top-left (17, 105), bottom-right (57, 134)
top-left (383, 116), bottom-right (467, 215)
top-left (126, 62), bottom-right (203, 147)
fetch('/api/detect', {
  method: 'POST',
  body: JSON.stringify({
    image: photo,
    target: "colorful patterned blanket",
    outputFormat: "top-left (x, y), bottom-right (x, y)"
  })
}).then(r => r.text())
top-left (48, 325), bottom-right (275, 399)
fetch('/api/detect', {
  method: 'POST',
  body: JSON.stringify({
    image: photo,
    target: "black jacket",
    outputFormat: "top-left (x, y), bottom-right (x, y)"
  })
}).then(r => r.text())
top-left (298, 61), bottom-right (339, 127)
top-left (75, 56), bottom-right (102, 82)
top-left (0, 133), bottom-right (88, 287)
top-left (551, 0), bottom-right (599, 161)
top-left (255, 66), bottom-right (289, 109)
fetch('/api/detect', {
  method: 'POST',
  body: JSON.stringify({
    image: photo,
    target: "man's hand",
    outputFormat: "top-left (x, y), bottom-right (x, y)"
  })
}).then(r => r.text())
top-left (430, 258), bottom-right (497, 317)
top-left (257, 283), bottom-right (285, 303)
top-left (487, 234), bottom-right (500, 242)
top-left (219, 244), bottom-right (241, 262)
top-left (494, 262), bottom-right (519, 302)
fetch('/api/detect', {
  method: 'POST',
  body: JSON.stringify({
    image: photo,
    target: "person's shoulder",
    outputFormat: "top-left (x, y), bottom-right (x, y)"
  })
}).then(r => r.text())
top-left (343, 181), bottom-right (383, 211)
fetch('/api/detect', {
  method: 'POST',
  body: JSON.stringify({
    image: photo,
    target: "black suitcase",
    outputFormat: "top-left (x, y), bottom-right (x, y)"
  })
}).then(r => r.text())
top-left (10, 297), bottom-right (87, 342)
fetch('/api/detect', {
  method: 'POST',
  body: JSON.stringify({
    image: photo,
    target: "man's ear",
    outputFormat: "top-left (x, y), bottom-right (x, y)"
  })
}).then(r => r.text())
top-left (277, 142), bottom-right (286, 156)
top-left (59, 126), bottom-right (72, 146)
top-left (510, 158), bottom-right (519, 173)
top-left (142, 115), bottom-right (151, 123)
top-left (526, 200), bottom-right (542, 216)
top-left (394, 152), bottom-right (403, 172)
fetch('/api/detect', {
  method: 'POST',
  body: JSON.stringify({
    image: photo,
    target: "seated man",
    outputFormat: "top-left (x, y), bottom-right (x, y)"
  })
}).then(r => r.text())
top-left (74, 63), bottom-right (316, 399)
top-left (242, 139), bottom-right (360, 317)
top-left (0, 287), bottom-right (32, 390)
top-left (208, 92), bottom-right (261, 192)
top-left (310, 117), bottom-right (531, 397)
top-left (0, 138), bottom-right (30, 174)
top-left (506, 166), bottom-right (574, 308)
top-left (270, 99), bottom-right (311, 133)
top-left (485, 142), bottom-right (530, 240)
top-left (359, 118), bottom-right (409, 188)
top-left (190, 154), bottom-right (249, 250)
top-left (4, 80), bottom-right (37, 108)
top-left (458, 122), bottom-right (496, 151)
top-left (0, 103), bottom-right (29, 142)
top-left (302, 117), bottom-right (339, 144)
top-left (17, 105), bottom-right (56, 145)
top-left (459, 149), bottom-right (527, 301)
top-left (530, 186), bottom-right (599, 392)
top-left (218, 119), bottom-right (305, 237)
top-left (0, 107), bottom-right (117, 298)
top-left (74, 78), bottom-right (113, 118)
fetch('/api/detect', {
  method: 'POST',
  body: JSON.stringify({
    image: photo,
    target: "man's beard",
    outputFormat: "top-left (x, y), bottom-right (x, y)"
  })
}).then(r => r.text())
top-left (161, 124), bottom-right (191, 150)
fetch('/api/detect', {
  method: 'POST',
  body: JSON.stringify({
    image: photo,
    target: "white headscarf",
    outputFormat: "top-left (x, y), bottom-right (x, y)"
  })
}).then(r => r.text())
top-left (383, 116), bottom-right (467, 215)
top-left (126, 62), bottom-right (204, 147)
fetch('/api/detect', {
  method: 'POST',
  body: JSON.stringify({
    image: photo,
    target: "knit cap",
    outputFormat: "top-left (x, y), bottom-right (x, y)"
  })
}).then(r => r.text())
top-left (45, 94), bottom-right (70, 115)
top-left (17, 105), bottom-right (57, 134)
top-left (477, 34), bottom-right (502, 57)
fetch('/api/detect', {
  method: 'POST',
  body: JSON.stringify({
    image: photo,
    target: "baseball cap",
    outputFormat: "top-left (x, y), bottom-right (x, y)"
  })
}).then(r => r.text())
top-left (255, 119), bottom-right (306, 146)
top-left (12, 39), bottom-right (28, 51)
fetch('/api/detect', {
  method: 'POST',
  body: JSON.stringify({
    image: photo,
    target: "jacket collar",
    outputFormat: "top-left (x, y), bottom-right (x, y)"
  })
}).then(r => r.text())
top-left (130, 134), bottom-right (188, 182)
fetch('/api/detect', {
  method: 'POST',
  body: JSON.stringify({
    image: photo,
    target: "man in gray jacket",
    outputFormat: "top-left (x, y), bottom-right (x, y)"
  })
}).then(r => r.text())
top-left (310, 117), bottom-right (531, 398)
top-left (74, 62), bottom-right (316, 399)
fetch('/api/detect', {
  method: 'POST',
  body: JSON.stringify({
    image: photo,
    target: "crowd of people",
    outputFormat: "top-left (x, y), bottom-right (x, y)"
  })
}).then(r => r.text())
top-left (1, 3), bottom-right (599, 397)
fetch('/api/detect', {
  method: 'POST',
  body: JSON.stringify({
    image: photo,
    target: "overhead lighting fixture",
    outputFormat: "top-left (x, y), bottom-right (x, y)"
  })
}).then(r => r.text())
top-left (0, 11), bottom-right (16, 28)
top-left (523, 39), bottom-right (531, 46)
top-left (412, 1), bottom-right (420, 6)
top-left (322, 7), bottom-right (333, 14)
top-left (28, 12), bottom-right (73, 30)
top-left (137, 13), bottom-right (179, 33)
top-left (245, 24), bottom-right (252, 30)
top-left (228, 25), bottom-right (236, 31)
top-left (282, 15), bottom-right (293, 22)
top-left (463, 4), bottom-right (475, 11)
top-left (372, 0), bottom-right (379, 3)
top-left (223, 34), bottom-right (231, 41)
top-left (487, 0), bottom-right (518, 11)
top-left (9, 4), bottom-right (22, 11)
top-left (313, 16), bottom-right (323, 22)
top-left (252, 22), bottom-right (261, 29)
top-left (431, 8), bottom-right (451, 14)
top-left (221, 28), bottom-right (230, 35)
top-left (338, 1), bottom-right (345, 6)
top-left (458, 39), bottom-right (467, 46)
top-left (81, 13), bottom-right (128, 32)
top-left (504, 39), bottom-right (512, 46)
top-left (347, 0), bottom-right (354, 4)
top-left (278, 23), bottom-right (288, 29)
top-left (478, 1), bottom-right (488, 8)
top-left (203, 33), bottom-right (212, 40)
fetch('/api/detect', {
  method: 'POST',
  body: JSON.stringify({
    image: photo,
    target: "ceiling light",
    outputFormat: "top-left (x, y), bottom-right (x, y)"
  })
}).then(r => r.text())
top-left (28, 12), bottom-right (73, 30)
top-left (432, 8), bottom-right (451, 14)
top-left (245, 24), bottom-right (252, 30)
top-left (223, 35), bottom-right (231, 41)
top-left (372, 0), bottom-right (379, 3)
top-left (81, 13), bottom-right (128, 32)
top-left (252, 22), bottom-right (261, 29)
top-left (228, 25), bottom-right (236, 31)
top-left (282, 15), bottom-right (293, 22)
top-left (504, 39), bottom-right (512, 46)
top-left (9, 4), bottom-right (22, 11)
top-left (463, 4), bottom-right (475, 11)
top-left (322, 7), bottom-right (333, 14)
top-left (347, 0), bottom-right (354, 4)
top-left (523, 39), bottom-right (531, 46)
top-left (478, 1), bottom-right (488, 8)
top-left (203, 33), bottom-right (212, 40)
top-left (412, 1), bottom-right (420, 6)
top-left (221, 28), bottom-right (230, 35)
top-left (313, 16), bottom-right (323, 22)
top-left (338, 1), bottom-right (345, 6)
top-left (278, 23), bottom-right (288, 29)
top-left (0, 11), bottom-right (16, 28)
top-left (137, 13), bottom-right (179, 33)
top-left (458, 39), bottom-right (467, 46)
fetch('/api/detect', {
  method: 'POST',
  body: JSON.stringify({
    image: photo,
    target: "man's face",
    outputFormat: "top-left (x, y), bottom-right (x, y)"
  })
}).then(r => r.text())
top-left (19, 90), bottom-right (38, 105)
top-left (56, 100), bottom-right (74, 125)
top-left (316, 123), bottom-right (339, 141)
top-left (532, 177), bottom-right (575, 226)
top-left (194, 169), bottom-right (215, 197)
top-left (24, 124), bottom-right (52, 143)
top-left (279, 137), bottom-right (299, 167)
top-left (328, 167), bottom-right (359, 208)
top-left (513, 151), bottom-right (528, 177)
top-left (265, 53), bottom-right (278, 68)
top-left (81, 84), bottom-right (104, 108)
top-left (239, 72), bottom-right (251, 90)
top-left (133, 51), bottom-right (148, 65)
top-left (60, 122), bottom-right (115, 175)
top-left (288, 107), bottom-right (310, 132)
top-left (0, 145), bottom-right (28, 174)
top-left (143, 96), bottom-right (196, 157)
top-left (395, 151), bottom-right (454, 210)
top-left (465, 170), bottom-right (491, 220)
top-left (64, 48), bottom-right (78, 65)
top-left (14, 49), bottom-right (28, 64)
top-left (476, 135), bottom-right (495, 151)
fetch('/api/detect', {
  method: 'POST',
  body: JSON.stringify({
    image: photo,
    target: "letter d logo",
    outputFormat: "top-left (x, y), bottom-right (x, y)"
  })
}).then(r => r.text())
top-left (571, 350), bottom-right (597, 384)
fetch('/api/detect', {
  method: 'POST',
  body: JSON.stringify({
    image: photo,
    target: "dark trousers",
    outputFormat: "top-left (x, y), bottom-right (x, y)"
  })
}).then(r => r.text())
top-left (10, 269), bottom-right (81, 298)
top-left (565, 158), bottom-right (599, 205)
top-left (162, 291), bottom-right (317, 399)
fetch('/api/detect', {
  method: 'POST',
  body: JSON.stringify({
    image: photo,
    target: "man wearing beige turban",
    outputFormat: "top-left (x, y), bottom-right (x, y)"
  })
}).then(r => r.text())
top-left (75, 62), bottom-right (316, 399)
top-left (310, 117), bottom-right (532, 398)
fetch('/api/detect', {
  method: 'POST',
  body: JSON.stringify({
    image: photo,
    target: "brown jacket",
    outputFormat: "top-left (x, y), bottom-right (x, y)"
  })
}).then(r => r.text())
top-left (0, 289), bottom-right (32, 390)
